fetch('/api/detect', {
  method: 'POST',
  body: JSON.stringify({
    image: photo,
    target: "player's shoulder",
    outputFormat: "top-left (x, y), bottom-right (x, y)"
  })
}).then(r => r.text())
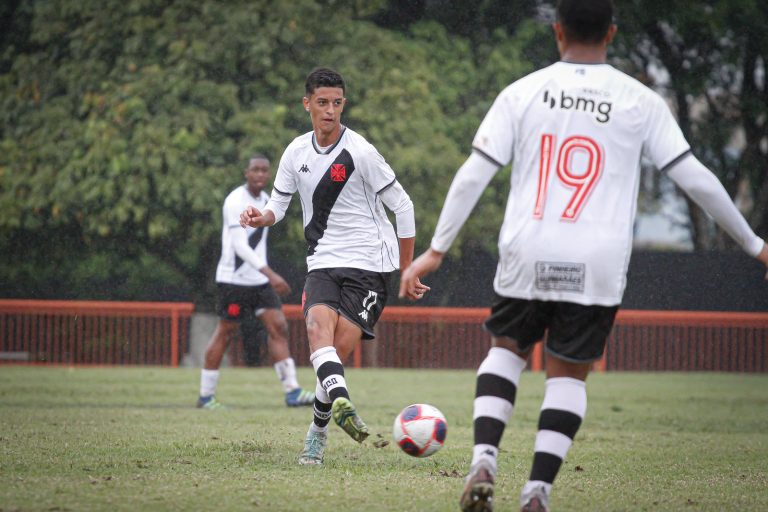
top-left (222, 185), bottom-right (247, 210)
top-left (283, 131), bottom-right (314, 155)
top-left (341, 126), bottom-right (379, 155)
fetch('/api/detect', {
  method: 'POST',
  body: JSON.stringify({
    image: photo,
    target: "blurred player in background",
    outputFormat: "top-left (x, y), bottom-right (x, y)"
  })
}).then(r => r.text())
top-left (400, 0), bottom-right (768, 510)
top-left (240, 67), bottom-right (429, 465)
top-left (197, 154), bottom-right (315, 410)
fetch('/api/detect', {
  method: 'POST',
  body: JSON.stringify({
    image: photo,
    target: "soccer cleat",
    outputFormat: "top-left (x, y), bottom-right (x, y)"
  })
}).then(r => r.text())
top-left (285, 388), bottom-right (315, 407)
top-left (520, 484), bottom-right (549, 512)
top-left (459, 461), bottom-right (495, 512)
top-left (298, 429), bottom-right (328, 465)
top-left (196, 395), bottom-right (224, 410)
top-left (331, 397), bottom-right (369, 443)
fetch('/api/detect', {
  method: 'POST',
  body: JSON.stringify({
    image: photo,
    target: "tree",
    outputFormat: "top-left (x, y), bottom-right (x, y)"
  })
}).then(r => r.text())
top-left (1, 0), bottom-right (545, 303)
top-left (614, 0), bottom-right (768, 249)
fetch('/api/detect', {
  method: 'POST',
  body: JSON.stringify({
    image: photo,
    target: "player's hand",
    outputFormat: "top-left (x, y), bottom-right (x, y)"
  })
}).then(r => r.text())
top-left (240, 206), bottom-right (275, 228)
top-left (261, 267), bottom-right (291, 296)
top-left (399, 248), bottom-right (444, 299)
top-left (757, 242), bottom-right (768, 281)
top-left (269, 274), bottom-right (291, 297)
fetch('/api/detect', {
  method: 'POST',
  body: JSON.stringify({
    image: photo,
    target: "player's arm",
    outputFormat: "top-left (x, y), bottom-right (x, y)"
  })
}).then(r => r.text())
top-left (666, 154), bottom-right (767, 270)
top-left (378, 181), bottom-right (429, 300)
top-left (229, 227), bottom-right (291, 295)
top-left (399, 151), bottom-right (500, 296)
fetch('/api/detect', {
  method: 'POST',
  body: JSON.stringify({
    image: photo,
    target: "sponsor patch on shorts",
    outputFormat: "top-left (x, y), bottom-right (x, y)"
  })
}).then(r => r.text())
top-left (535, 261), bottom-right (585, 292)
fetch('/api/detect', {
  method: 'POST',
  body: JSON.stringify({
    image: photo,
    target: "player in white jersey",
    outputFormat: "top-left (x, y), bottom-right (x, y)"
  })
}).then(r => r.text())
top-left (400, 1), bottom-right (768, 511)
top-left (197, 154), bottom-right (315, 410)
top-left (240, 68), bottom-right (429, 465)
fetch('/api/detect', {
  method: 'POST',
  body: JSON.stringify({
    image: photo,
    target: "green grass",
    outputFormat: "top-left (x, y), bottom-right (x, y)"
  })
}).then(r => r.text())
top-left (1, 367), bottom-right (766, 511)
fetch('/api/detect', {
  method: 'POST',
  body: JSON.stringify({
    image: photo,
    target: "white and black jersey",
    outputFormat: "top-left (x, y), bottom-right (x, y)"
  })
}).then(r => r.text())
top-left (215, 186), bottom-right (270, 286)
top-left (434, 62), bottom-right (692, 306)
top-left (267, 126), bottom-right (407, 273)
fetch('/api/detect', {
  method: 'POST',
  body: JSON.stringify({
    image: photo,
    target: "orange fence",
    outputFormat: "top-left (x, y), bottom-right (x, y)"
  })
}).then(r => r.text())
top-left (0, 300), bottom-right (194, 366)
top-left (2, 300), bottom-right (766, 371)
top-left (272, 306), bottom-right (768, 372)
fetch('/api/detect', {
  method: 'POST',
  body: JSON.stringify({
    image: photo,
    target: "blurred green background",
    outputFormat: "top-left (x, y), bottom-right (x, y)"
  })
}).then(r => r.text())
top-left (2, 0), bottom-right (766, 309)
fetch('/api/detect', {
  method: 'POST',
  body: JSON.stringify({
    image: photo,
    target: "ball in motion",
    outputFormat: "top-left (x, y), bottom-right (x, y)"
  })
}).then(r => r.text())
top-left (392, 403), bottom-right (447, 457)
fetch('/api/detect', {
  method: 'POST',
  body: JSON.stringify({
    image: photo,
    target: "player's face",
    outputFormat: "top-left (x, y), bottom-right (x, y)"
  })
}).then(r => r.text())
top-left (303, 87), bottom-right (346, 140)
top-left (244, 158), bottom-right (270, 193)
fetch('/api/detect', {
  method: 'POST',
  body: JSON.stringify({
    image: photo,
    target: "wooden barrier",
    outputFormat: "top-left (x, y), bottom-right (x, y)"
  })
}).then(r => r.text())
top-left (1, 301), bottom-right (766, 371)
top-left (0, 300), bottom-right (194, 366)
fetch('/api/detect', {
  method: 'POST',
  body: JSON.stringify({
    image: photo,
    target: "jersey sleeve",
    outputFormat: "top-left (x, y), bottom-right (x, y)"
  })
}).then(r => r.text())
top-left (472, 88), bottom-right (516, 167)
top-left (272, 146), bottom-right (298, 196)
top-left (359, 144), bottom-right (398, 193)
top-left (642, 93), bottom-right (691, 170)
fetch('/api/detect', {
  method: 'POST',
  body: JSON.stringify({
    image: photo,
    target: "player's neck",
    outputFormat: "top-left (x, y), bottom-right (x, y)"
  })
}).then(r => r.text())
top-left (559, 45), bottom-right (607, 65)
top-left (246, 184), bottom-right (262, 197)
top-left (314, 124), bottom-right (342, 148)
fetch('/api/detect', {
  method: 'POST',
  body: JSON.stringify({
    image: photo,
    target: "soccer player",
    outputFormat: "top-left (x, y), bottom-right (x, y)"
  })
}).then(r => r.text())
top-left (197, 154), bottom-right (315, 410)
top-left (400, 1), bottom-right (768, 510)
top-left (240, 68), bottom-right (429, 465)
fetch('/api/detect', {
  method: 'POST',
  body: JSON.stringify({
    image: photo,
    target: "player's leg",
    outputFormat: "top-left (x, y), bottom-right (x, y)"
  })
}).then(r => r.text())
top-left (198, 319), bottom-right (239, 409)
top-left (260, 306), bottom-right (314, 407)
top-left (298, 269), bottom-right (348, 463)
top-left (328, 268), bottom-right (390, 443)
top-left (327, 315), bottom-right (369, 442)
top-left (461, 297), bottom-right (546, 512)
top-left (519, 303), bottom-right (618, 512)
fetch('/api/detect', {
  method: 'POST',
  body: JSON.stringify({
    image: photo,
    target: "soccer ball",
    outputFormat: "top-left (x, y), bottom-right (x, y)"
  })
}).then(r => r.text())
top-left (392, 403), bottom-right (447, 457)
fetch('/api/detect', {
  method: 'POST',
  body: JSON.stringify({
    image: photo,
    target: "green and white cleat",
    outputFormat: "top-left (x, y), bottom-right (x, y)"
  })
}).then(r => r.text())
top-left (298, 429), bottom-right (327, 465)
top-left (331, 397), bottom-right (369, 443)
top-left (196, 396), bottom-right (225, 410)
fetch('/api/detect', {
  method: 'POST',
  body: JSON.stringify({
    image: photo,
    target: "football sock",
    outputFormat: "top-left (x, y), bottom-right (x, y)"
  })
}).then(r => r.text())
top-left (274, 357), bottom-right (300, 393)
top-left (525, 377), bottom-right (587, 494)
top-left (310, 346), bottom-right (350, 402)
top-left (199, 369), bottom-right (220, 398)
top-left (312, 379), bottom-right (332, 428)
top-left (471, 346), bottom-right (527, 474)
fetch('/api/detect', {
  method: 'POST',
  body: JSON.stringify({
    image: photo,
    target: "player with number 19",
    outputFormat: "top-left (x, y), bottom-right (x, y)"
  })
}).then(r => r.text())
top-left (400, 0), bottom-right (768, 510)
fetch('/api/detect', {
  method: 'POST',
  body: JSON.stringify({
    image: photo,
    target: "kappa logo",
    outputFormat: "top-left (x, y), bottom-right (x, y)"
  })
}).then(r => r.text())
top-left (543, 89), bottom-right (612, 123)
top-left (298, 164), bottom-right (310, 173)
top-left (358, 290), bottom-right (378, 322)
top-left (330, 163), bottom-right (346, 182)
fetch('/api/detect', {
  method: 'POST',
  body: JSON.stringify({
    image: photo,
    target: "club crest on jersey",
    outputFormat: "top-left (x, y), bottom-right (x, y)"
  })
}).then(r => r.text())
top-left (330, 164), bottom-right (347, 182)
top-left (299, 164), bottom-right (310, 173)
top-left (358, 290), bottom-right (378, 322)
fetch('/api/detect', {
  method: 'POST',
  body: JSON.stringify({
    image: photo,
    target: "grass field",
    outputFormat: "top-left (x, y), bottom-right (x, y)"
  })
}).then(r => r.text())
top-left (1, 366), bottom-right (766, 511)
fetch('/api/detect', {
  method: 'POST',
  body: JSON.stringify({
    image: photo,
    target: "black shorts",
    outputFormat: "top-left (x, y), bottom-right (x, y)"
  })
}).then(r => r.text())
top-left (302, 268), bottom-right (392, 340)
top-left (216, 283), bottom-right (282, 322)
top-left (483, 296), bottom-right (619, 363)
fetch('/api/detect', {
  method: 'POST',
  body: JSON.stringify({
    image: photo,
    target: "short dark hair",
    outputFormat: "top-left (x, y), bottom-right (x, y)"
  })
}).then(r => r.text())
top-left (305, 67), bottom-right (345, 96)
top-left (249, 153), bottom-right (269, 162)
top-left (556, 0), bottom-right (614, 44)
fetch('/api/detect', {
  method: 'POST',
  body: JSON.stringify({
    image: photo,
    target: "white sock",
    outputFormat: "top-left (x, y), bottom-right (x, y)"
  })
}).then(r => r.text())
top-left (274, 357), bottom-right (300, 393)
top-left (308, 421), bottom-right (327, 435)
top-left (200, 369), bottom-right (220, 397)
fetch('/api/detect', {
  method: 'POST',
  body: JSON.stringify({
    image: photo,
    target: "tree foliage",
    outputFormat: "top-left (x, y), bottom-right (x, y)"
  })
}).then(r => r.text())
top-left (0, 0), bottom-right (764, 304)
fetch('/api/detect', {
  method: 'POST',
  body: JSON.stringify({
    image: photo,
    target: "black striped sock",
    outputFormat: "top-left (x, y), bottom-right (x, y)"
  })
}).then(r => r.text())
top-left (471, 347), bottom-right (528, 471)
top-left (528, 377), bottom-right (586, 484)
top-left (310, 347), bottom-right (350, 403)
top-left (313, 380), bottom-right (332, 428)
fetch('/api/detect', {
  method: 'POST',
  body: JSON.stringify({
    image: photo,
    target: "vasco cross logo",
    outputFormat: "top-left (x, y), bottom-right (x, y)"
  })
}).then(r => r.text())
top-left (358, 290), bottom-right (378, 322)
top-left (330, 164), bottom-right (346, 182)
top-left (298, 164), bottom-right (310, 173)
